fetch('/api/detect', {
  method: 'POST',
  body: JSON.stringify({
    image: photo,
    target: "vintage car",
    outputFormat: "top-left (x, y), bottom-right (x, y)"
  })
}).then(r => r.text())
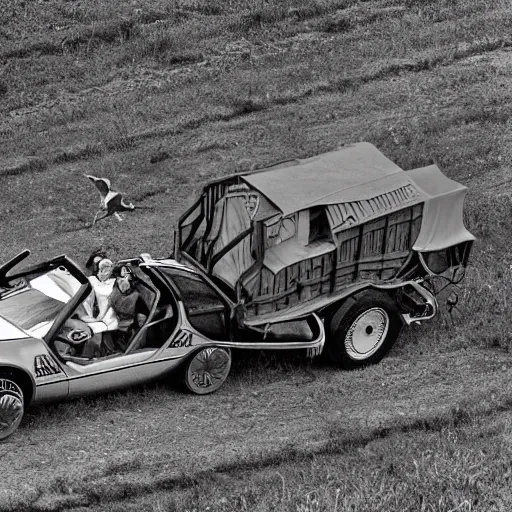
top-left (0, 249), bottom-right (324, 440)
top-left (176, 142), bottom-right (475, 364)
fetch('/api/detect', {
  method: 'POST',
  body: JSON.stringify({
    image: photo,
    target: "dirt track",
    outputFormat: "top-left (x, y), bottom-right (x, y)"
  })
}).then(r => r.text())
top-left (1, 344), bottom-right (511, 511)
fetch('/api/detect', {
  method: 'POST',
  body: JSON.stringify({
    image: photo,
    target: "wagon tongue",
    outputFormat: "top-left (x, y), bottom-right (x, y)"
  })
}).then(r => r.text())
top-left (0, 249), bottom-right (31, 282)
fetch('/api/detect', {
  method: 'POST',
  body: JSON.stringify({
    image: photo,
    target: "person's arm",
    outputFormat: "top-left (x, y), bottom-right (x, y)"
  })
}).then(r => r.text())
top-left (77, 291), bottom-right (97, 323)
top-left (96, 296), bottom-right (110, 321)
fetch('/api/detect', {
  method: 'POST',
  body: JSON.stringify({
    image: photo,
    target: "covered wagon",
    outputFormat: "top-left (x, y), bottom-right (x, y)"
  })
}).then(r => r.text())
top-left (176, 142), bottom-right (475, 367)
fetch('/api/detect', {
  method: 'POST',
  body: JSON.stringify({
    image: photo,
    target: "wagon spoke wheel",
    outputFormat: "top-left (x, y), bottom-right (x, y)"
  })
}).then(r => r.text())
top-left (185, 347), bottom-right (232, 395)
top-left (0, 378), bottom-right (24, 441)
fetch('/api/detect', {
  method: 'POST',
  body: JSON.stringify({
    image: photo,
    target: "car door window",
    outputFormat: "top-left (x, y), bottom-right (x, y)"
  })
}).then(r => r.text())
top-left (160, 268), bottom-right (229, 341)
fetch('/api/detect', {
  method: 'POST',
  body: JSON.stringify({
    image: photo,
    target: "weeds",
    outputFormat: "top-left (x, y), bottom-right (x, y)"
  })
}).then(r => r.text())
top-left (150, 150), bottom-right (172, 164)
top-left (53, 142), bottom-right (104, 164)
top-left (21, 394), bottom-right (512, 511)
top-left (105, 104), bottom-right (135, 150)
top-left (230, 97), bottom-right (268, 116)
top-left (321, 16), bottom-right (353, 33)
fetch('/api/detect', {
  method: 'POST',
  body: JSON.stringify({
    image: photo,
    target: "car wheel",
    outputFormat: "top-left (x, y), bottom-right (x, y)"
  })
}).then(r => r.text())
top-left (184, 347), bottom-right (232, 395)
top-left (326, 290), bottom-right (403, 369)
top-left (0, 377), bottom-right (24, 441)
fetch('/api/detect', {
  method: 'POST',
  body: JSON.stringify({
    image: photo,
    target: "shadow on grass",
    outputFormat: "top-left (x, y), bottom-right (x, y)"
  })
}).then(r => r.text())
top-left (0, 157), bottom-right (46, 177)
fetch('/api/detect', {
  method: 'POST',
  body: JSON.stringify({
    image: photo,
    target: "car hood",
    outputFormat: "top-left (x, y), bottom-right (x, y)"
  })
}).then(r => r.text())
top-left (0, 314), bottom-right (32, 341)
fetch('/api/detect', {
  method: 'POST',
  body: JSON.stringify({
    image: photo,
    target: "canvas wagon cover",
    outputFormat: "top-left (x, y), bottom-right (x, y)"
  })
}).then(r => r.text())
top-left (242, 142), bottom-right (423, 216)
top-left (408, 164), bottom-right (475, 251)
top-left (241, 142), bottom-right (474, 253)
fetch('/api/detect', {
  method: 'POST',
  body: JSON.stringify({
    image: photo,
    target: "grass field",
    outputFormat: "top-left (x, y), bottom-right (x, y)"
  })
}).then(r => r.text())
top-left (2, 0), bottom-right (512, 510)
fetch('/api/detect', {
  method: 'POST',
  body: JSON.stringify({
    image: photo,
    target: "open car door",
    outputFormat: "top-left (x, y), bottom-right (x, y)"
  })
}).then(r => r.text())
top-left (0, 250), bottom-right (91, 342)
top-left (0, 250), bottom-right (92, 400)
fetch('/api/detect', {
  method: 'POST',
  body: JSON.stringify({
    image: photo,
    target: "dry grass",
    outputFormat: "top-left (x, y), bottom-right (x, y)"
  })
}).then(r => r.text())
top-left (12, 362), bottom-right (512, 512)
top-left (84, 410), bottom-right (512, 512)
top-left (2, 0), bottom-right (512, 509)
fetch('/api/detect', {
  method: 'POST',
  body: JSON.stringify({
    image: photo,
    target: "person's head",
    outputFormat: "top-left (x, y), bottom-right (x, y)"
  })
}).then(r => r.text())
top-left (114, 265), bottom-right (134, 293)
top-left (96, 258), bottom-right (114, 282)
top-left (85, 249), bottom-right (108, 274)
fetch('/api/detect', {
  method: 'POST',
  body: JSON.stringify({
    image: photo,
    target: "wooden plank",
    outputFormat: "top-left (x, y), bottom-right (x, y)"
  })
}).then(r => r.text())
top-left (412, 204), bottom-right (423, 220)
top-left (288, 263), bottom-right (299, 307)
top-left (355, 251), bottom-right (409, 264)
top-left (358, 260), bottom-right (384, 271)
top-left (299, 273), bottom-right (336, 286)
top-left (289, 263), bottom-right (299, 286)
top-left (357, 218), bottom-right (385, 279)
top-left (274, 269), bottom-right (284, 298)
top-left (388, 207), bottom-right (412, 226)
top-left (336, 227), bottom-right (359, 262)
top-left (336, 269), bottom-right (355, 279)
top-left (335, 272), bottom-right (354, 290)
top-left (381, 214), bottom-right (389, 279)
top-left (301, 258), bottom-right (311, 301)
top-left (322, 253), bottom-right (333, 294)
top-left (336, 260), bottom-right (359, 273)
top-left (330, 247), bottom-right (338, 293)
top-left (205, 190), bottom-right (210, 223)
top-left (261, 267), bottom-right (273, 296)
top-left (309, 257), bottom-right (322, 298)
top-left (312, 257), bottom-right (322, 297)
top-left (352, 224), bottom-right (364, 280)
top-left (251, 284), bottom-right (299, 304)
top-left (411, 213), bottom-right (423, 244)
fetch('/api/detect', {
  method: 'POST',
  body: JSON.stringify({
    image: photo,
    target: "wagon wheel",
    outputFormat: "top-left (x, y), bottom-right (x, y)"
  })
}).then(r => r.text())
top-left (327, 290), bottom-right (403, 369)
top-left (184, 347), bottom-right (232, 395)
top-left (0, 377), bottom-right (24, 441)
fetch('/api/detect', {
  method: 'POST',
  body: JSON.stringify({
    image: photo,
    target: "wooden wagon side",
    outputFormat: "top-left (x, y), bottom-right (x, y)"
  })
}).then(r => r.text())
top-left (243, 203), bottom-right (423, 318)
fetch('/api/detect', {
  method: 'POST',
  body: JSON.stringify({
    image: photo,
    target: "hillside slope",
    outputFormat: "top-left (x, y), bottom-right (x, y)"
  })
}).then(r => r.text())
top-left (1, 0), bottom-right (512, 510)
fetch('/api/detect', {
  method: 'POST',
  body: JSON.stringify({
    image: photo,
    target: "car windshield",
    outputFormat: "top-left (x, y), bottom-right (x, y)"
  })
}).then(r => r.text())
top-left (0, 267), bottom-right (82, 338)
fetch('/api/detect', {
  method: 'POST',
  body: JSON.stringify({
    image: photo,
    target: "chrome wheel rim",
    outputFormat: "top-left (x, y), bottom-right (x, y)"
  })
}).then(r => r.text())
top-left (0, 380), bottom-right (24, 440)
top-left (344, 308), bottom-right (389, 360)
top-left (187, 348), bottom-right (231, 395)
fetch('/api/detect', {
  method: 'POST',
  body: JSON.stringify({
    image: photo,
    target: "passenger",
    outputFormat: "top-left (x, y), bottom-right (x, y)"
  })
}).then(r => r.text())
top-left (106, 265), bottom-right (148, 353)
top-left (85, 249), bottom-right (109, 275)
top-left (79, 255), bottom-right (119, 358)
